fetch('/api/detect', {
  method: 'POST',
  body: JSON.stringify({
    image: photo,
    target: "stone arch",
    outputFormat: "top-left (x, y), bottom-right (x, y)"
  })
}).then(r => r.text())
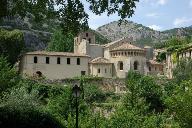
top-left (36, 71), bottom-right (42, 77)
top-left (133, 61), bottom-right (139, 70)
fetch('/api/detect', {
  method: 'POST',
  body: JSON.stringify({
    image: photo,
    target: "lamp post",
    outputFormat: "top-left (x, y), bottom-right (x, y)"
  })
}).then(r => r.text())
top-left (72, 84), bottom-right (81, 128)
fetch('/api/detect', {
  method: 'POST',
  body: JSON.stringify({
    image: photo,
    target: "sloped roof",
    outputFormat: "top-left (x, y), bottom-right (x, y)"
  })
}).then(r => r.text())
top-left (25, 51), bottom-right (90, 57)
top-left (149, 60), bottom-right (163, 65)
top-left (89, 57), bottom-right (112, 64)
top-left (103, 37), bottom-right (125, 48)
top-left (110, 43), bottom-right (144, 51)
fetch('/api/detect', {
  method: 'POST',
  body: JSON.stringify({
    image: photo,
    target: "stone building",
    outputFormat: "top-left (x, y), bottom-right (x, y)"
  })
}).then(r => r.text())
top-left (166, 45), bottom-right (192, 79)
top-left (19, 51), bottom-right (90, 79)
top-left (19, 31), bottom-right (163, 79)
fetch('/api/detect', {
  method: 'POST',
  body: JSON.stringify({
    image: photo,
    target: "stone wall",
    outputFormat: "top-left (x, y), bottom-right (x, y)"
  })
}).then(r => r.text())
top-left (39, 77), bottom-right (126, 93)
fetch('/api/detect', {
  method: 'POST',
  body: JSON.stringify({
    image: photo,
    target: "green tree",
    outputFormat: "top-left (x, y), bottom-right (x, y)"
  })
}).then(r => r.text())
top-left (138, 76), bottom-right (163, 112)
top-left (0, 29), bottom-right (24, 65)
top-left (165, 80), bottom-right (192, 128)
top-left (47, 29), bottom-right (74, 52)
top-left (0, 56), bottom-right (18, 93)
top-left (173, 59), bottom-right (192, 83)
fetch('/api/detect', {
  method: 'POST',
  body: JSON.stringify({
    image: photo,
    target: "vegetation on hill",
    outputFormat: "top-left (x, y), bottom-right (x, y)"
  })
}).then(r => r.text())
top-left (96, 20), bottom-right (192, 47)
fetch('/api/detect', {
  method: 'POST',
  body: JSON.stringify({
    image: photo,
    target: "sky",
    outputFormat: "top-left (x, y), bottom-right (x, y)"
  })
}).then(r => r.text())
top-left (86, 0), bottom-right (192, 31)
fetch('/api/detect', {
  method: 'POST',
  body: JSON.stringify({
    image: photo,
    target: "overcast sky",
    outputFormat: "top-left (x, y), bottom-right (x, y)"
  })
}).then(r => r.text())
top-left (86, 0), bottom-right (192, 31)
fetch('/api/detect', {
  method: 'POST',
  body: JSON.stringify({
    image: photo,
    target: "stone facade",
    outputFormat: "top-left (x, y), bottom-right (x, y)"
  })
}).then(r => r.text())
top-left (166, 46), bottom-right (192, 79)
top-left (19, 51), bottom-right (90, 79)
top-left (19, 31), bottom-right (164, 79)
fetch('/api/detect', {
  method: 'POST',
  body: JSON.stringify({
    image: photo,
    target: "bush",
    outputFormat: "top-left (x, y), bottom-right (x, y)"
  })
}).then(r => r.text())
top-left (0, 56), bottom-right (19, 93)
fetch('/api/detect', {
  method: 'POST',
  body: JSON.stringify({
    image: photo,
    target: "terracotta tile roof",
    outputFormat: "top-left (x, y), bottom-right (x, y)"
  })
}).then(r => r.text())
top-left (111, 43), bottom-right (144, 51)
top-left (103, 37), bottom-right (133, 47)
top-left (89, 57), bottom-right (112, 64)
top-left (25, 51), bottom-right (90, 57)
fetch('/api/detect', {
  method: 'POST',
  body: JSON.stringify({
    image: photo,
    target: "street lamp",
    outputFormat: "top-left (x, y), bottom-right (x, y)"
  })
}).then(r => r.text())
top-left (72, 84), bottom-right (81, 128)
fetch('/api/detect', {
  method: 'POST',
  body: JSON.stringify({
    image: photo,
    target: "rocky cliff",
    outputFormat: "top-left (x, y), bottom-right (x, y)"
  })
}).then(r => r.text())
top-left (96, 20), bottom-right (192, 47)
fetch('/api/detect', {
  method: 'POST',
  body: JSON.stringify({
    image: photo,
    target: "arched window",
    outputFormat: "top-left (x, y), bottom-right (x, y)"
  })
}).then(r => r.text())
top-left (120, 62), bottom-right (123, 70)
top-left (36, 71), bottom-right (42, 77)
top-left (134, 61), bottom-right (138, 70)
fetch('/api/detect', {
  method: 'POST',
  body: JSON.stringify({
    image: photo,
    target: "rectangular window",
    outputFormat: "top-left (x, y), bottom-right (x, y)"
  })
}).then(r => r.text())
top-left (34, 56), bottom-right (37, 63)
top-left (57, 57), bottom-right (60, 64)
top-left (67, 58), bottom-right (70, 64)
top-left (46, 57), bottom-right (49, 64)
top-left (88, 38), bottom-right (91, 43)
top-left (77, 58), bottom-right (80, 65)
top-left (149, 67), bottom-right (151, 71)
top-left (105, 68), bottom-right (107, 73)
top-left (98, 68), bottom-right (100, 73)
top-left (86, 33), bottom-right (88, 37)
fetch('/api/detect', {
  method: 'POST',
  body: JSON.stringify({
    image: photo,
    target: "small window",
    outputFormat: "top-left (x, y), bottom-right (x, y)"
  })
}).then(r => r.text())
top-left (105, 68), bottom-right (107, 73)
top-left (57, 57), bottom-right (60, 64)
top-left (88, 38), bottom-right (91, 43)
top-left (155, 67), bottom-right (157, 71)
top-left (67, 58), bottom-right (70, 64)
top-left (134, 61), bottom-right (138, 70)
top-left (46, 57), bottom-right (49, 64)
top-left (120, 62), bottom-right (123, 70)
top-left (77, 58), bottom-right (80, 65)
top-left (98, 68), bottom-right (100, 73)
top-left (86, 33), bottom-right (88, 37)
top-left (149, 67), bottom-right (151, 71)
top-left (34, 56), bottom-right (38, 63)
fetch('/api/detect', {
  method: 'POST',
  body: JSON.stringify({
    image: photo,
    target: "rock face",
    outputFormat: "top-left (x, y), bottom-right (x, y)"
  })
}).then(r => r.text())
top-left (0, 15), bottom-right (55, 51)
top-left (96, 20), bottom-right (192, 46)
top-left (23, 30), bottom-right (51, 51)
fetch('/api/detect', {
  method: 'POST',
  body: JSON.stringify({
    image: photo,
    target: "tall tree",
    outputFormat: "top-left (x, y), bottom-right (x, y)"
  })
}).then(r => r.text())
top-left (47, 29), bottom-right (74, 52)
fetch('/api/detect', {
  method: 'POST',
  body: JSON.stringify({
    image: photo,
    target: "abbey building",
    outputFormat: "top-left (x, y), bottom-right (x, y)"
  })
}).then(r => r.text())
top-left (19, 31), bottom-right (163, 79)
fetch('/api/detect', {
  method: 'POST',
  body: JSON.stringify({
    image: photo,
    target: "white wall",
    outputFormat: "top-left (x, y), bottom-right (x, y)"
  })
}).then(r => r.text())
top-left (89, 64), bottom-right (112, 78)
top-left (20, 55), bottom-right (89, 79)
top-left (110, 56), bottom-right (146, 78)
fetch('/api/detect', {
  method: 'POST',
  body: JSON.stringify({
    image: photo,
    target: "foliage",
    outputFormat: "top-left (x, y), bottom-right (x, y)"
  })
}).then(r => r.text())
top-left (0, 28), bottom-right (24, 65)
top-left (109, 71), bottom-right (179, 127)
top-left (47, 29), bottom-right (74, 52)
top-left (83, 83), bottom-right (107, 103)
top-left (125, 71), bottom-right (163, 112)
top-left (165, 80), bottom-right (192, 128)
top-left (0, 0), bottom-right (139, 35)
top-left (0, 84), bottom-right (62, 128)
top-left (156, 51), bottom-right (166, 62)
top-left (173, 59), bottom-right (192, 83)
top-left (138, 76), bottom-right (163, 112)
top-left (0, 56), bottom-right (19, 93)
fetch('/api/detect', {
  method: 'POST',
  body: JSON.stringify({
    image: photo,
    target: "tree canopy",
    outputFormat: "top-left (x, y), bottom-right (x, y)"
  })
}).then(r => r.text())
top-left (0, 0), bottom-right (139, 35)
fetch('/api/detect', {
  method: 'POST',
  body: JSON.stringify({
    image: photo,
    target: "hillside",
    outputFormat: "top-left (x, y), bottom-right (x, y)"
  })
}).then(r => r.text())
top-left (96, 20), bottom-right (192, 47)
top-left (0, 16), bottom-right (110, 51)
